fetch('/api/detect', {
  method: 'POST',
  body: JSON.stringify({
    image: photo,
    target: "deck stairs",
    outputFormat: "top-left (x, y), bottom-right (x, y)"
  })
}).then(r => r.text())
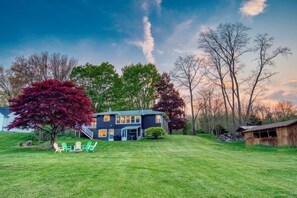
top-left (81, 125), bottom-right (93, 139)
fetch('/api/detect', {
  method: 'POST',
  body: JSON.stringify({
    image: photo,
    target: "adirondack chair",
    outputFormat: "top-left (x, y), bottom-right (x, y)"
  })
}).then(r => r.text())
top-left (61, 142), bottom-right (72, 152)
top-left (82, 141), bottom-right (92, 151)
top-left (53, 143), bottom-right (64, 153)
top-left (73, 141), bottom-right (82, 152)
top-left (87, 142), bottom-right (98, 152)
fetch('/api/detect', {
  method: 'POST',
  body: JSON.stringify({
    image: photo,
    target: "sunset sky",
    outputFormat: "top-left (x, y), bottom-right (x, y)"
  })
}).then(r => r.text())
top-left (0, 0), bottom-right (296, 103)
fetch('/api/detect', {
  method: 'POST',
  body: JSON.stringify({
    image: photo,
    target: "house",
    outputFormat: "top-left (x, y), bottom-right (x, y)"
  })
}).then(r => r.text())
top-left (0, 106), bottom-right (33, 133)
top-left (82, 110), bottom-right (169, 141)
top-left (242, 119), bottom-right (297, 146)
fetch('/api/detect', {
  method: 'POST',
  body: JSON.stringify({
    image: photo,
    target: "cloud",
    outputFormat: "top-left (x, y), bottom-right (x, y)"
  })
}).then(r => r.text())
top-left (283, 80), bottom-right (297, 88)
top-left (155, 0), bottom-right (162, 11)
top-left (129, 16), bottom-right (155, 64)
top-left (142, 16), bottom-right (155, 64)
top-left (141, 0), bottom-right (162, 13)
top-left (266, 79), bottom-right (297, 104)
top-left (163, 19), bottom-right (204, 55)
top-left (240, 0), bottom-right (266, 17)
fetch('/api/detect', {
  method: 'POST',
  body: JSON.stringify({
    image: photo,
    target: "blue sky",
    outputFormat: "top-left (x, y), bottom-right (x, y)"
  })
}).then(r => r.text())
top-left (0, 0), bottom-right (297, 103)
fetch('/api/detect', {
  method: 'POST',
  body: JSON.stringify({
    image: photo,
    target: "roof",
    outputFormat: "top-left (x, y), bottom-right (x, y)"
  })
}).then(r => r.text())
top-left (95, 109), bottom-right (166, 116)
top-left (0, 106), bottom-right (11, 116)
top-left (243, 119), bottom-right (297, 133)
top-left (121, 126), bottom-right (141, 130)
top-left (236, 126), bottom-right (256, 132)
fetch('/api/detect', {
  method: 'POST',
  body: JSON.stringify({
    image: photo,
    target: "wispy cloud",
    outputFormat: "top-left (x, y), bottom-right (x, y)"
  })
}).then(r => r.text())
top-left (266, 79), bottom-right (297, 104)
top-left (141, 0), bottom-right (162, 13)
top-left (142, 16), bottom-right (155, 64)
top-left (240, 0), bottom-right (266, 17)
top-left (129, 16), bottom-right (155, 64)
top-left (164, 19), bottom-right (204, 55)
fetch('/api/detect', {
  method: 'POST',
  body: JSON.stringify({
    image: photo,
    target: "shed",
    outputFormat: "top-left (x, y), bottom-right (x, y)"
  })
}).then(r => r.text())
top-left (242, 119), bottom-right (297, 146)
top-left (236, 126), bottom-right (256, 133)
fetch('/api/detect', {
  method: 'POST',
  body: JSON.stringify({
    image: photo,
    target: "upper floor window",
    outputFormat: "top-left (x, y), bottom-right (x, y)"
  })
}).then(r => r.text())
top-left (126, 116), bottom-right (131, 123)
top-left (131, 116), bottom-right (135, 123)
top-left (135, 115), bottom-right (141, 123)
top-left (89, 118), bottom-right (97, 128)
top-left (155, 115), bottom-right (161, 123)
top-left (104, 115), bottom-right (110, 122)
top-left (116, 115), bottom-right (141, 124)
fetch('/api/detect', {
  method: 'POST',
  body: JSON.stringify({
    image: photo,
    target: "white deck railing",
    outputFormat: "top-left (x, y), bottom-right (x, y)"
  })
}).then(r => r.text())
top-left (81, 125), bottom-right (93, 139)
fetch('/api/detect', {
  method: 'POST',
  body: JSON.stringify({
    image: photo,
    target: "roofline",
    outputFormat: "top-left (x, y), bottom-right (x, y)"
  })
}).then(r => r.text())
top-left (94, 110), bottom-right (166, 116)
top-left (242, 119), bottom-right (297, 133)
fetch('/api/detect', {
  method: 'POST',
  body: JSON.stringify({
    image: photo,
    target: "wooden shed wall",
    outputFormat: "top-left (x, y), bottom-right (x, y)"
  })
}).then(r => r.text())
top-left (285, 124), bottom-right (297, 146)
top-left (243, 132), bottom-right (254, 145)
top-left (244, 132), bottom-right (278, 146)
top-left (244, 123), bottom-right (297, 146)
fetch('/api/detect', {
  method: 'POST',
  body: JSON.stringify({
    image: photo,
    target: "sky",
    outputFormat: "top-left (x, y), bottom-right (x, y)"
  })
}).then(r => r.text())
top-left (0, 0), bottom-right (297, 104)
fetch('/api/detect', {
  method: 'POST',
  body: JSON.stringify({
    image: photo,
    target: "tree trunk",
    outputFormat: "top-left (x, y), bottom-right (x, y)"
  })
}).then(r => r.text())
top-left (190, 89), bottom-right (196, 135)
top-left (50, 132), bottom-right (57, 148)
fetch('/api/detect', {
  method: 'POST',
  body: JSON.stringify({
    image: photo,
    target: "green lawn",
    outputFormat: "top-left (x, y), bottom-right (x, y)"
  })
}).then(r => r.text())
top-left (0, 133), bottom-right (296, 198)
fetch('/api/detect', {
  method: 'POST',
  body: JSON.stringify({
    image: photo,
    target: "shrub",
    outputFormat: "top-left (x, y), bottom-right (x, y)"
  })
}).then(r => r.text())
top-left (145, 127), bottom-right (165, 139)
top-left (197, 128), bottom-right (206, 134)
top-left (182, 120), bottom-right (191, 135)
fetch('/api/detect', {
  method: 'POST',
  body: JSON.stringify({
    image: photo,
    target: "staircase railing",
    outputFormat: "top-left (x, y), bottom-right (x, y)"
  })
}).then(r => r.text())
top-left (81, 125), bottom-right (93, 139)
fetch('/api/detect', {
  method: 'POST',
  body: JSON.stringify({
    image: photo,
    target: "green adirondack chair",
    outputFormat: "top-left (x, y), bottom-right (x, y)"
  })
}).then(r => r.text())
top-left (61, 142), bottom-right (72, 152)
top-left (87, 142), bottom-right (98, 152)
top-left (82, 141), bottom-right (92, 151)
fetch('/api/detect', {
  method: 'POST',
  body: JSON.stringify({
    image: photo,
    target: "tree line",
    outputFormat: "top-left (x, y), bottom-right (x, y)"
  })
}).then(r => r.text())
top-left (1, 22), bottom-right (295, 135)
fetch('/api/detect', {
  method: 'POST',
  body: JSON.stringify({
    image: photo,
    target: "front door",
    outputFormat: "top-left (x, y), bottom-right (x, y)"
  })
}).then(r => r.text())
top-left (121, 129), bottom-right (127, 141)
top-left (108, 129), bottom-right (114, 141)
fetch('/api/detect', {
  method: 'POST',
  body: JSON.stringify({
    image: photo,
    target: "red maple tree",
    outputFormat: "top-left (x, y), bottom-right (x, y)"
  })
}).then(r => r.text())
top-left (153, 73), bottom-right (185, 134)
top-left (8, 80), bottom-right (94, 146)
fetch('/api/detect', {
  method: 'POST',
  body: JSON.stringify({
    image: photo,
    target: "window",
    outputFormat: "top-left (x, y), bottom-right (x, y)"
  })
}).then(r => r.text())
top-left (104, 115), bottom-right (110, 122)
top-left (155, 115), bottom-right (161, 123)
top-left (126, 116), bottom-right (131, 123)
top-left (131, 116), bottom-right (135, 123)
top-left (253, 132), bottom-right (260, 138)
top-left (116, 116), bottom-right (120, 124)
top-left (135, 115), bottom-right (140, 123)
top-left (89, 118), bottom-right (96, 128)
top-left (115, 115), bottom-right (141, 124)
top-left (260, 132), bottom-right (269, 138)
top-left (98, 129), bottom-right (107, 137)
top-left (121, 116), bottom-right (125, 123)
top-left (109, 129), bottom-right (114, 136)
top-left (268, 130), bottom-right (277, 137)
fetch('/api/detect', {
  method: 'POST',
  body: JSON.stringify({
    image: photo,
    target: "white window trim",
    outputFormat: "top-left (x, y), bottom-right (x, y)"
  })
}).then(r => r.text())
top-left (155, 115), bottom-right (162, 123)
top-left (98, 129), bottom-right (107, 137)
top-left (103, 115), bottom-right (110, 122)
top-left (115, 115), bottom-right (141, 124)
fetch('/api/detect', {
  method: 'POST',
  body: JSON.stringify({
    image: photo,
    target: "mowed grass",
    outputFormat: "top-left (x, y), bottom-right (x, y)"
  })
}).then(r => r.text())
top-left (0, 133), bottom-right (296, 198)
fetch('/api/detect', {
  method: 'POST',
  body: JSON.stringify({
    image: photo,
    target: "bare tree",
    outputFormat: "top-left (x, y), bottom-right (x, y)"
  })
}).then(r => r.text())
top-left (0, 66), bottom-right (22, 105)
top-left (0, 52), bottom-right (77, 104)
top-left (170, 55), bottom-right (205, 135)
top-left (274, 100), bottom-right (297, 121)
top-left (199, 23), bottom-right (291, 132)
top-left (244, 34), bottom-right (291, 123)
top-left (10, 52), bottom-right (77, 87)
top-left (199, 23), bottom-right (250, 132)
